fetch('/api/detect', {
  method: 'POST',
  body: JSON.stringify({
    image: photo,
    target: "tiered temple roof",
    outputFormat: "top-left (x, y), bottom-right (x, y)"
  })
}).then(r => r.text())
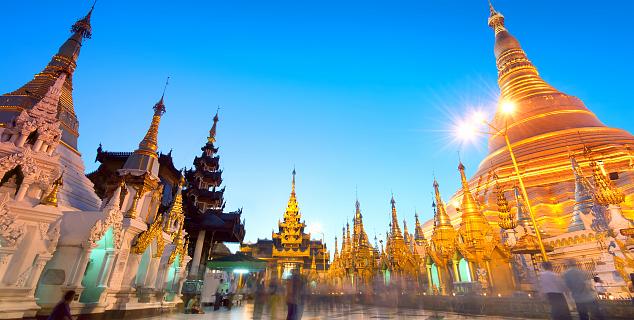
top-left (183, 111), bottom-right (245, 243)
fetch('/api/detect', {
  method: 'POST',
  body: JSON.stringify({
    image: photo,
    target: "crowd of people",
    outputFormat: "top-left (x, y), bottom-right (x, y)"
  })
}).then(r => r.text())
top-left (48, 259), bottom-right (628, 320)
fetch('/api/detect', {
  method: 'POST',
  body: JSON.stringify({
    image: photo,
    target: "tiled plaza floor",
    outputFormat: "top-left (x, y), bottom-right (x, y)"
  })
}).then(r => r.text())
top-left (143, 303), bottom-right (527, 319)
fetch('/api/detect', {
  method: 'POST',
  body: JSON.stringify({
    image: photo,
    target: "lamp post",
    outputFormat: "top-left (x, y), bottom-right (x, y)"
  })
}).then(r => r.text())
top-left (456, 101), bottom-right (549, 262)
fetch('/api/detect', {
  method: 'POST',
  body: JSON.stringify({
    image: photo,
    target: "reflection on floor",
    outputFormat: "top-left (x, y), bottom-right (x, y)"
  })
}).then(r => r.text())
top-left (142, 302), bottom-right (527, 320)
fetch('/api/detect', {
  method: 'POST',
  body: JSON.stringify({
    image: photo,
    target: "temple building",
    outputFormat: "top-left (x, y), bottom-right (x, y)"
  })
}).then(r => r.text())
top-left (420, 3), bottom-right (634, 297)
top-left (241, 170), bottom-right (329, 281)
top-left (328, 198), bottom-right (378, 291)
top-left (0, 5), bottom-right (190, 318)
top-left (380, 196), bottom-right (419, 285)
top-left (182, 111), bottom-right (245, 284)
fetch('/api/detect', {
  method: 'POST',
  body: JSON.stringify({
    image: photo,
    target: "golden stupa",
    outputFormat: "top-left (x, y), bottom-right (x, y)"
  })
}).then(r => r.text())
top-left (425, 4), bottom-right (634, 238)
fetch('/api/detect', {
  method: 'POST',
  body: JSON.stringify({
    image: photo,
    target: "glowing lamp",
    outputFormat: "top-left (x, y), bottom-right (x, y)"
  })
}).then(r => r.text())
top-left (233, 268), bottom-right (249, 274)
top-left (501, 100), bottom-right (515, 114)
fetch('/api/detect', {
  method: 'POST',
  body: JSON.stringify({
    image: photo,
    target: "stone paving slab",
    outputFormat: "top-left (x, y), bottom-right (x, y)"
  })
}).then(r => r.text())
top-left (140, 303), bottom-right (528, 320)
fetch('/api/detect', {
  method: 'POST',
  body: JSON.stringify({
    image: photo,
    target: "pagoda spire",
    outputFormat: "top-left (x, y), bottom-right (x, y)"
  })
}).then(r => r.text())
top-left (390, 195), bottom-right (403, 240)
top-left (334, 236), bottom-right (339, 258)
top-left (414, 212), bottom-right (425, 241)
top-left (346, 221), bottom-right (351, 248)
top-left (485, 2), bottom-right (604, 154)
top-left (284, 168), bottom-right (300, 221)
top-left (458, 162), bottom-right (487, 224)
top-left (208, 108), bottom-right (219, 143)
top-left (341, 226), bottom-right (347, 254)
top-left (403, 219), bottom-right (410, 244)
top-left (433, 179), bottom-right (452, 227)
top-left (137, 78), bottom-right (168, 155)
top-left (487, 1), bottom-right (557, 103)
top-left (122, 80), bottom-right (168, 176)
top-left (2, 3), bottom-right (97, 149)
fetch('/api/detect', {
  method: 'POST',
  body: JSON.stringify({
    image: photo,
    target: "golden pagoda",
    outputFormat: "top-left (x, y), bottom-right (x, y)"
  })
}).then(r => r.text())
top-left (420, 2), bottom-right (634, 297)
top-left (240, 170), bottom-right (329, 282)
top-left (426, 179), bottom-right (456, 294)
top-left (328, 198), bottom-right (377, 291)
top-left (452, 2), bottom-right (634, 235)
top-left (454, 162), bottom-right (514, 294)
top-left (382, 196), bottom-right (418, 284)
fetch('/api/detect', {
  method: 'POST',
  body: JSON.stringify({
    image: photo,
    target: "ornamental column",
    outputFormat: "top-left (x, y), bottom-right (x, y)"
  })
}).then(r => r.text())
top-left (96, 248), bottom-right (116, 287)
top-left (144, 257), bottom-right (161, 288)
top-left (452, 259), bottom-right (460, 282)
top-left (15, 178), bottom-right (33, 201)
top-left (188, 230), bottom-right (206, 277)
top-left (426, 264), bottom-right (433, 294)
top-left (71, 247), bottom-right (93, 287)
top-left (26, 256), bottom-right (50, 294)
top-left (121, 254), bottom-right (142, 289)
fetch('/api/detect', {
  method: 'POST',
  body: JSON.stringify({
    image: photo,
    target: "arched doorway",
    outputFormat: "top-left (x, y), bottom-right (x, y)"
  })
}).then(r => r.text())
top-left (458, 258), bottom-right (472, 282)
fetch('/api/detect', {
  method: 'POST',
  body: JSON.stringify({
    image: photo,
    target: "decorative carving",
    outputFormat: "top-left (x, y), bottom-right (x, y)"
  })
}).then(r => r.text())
top-left (89, 185), bottom-right (124, 249)
top-left (0, 149), bottom-right (38, 179)
top-left (15, 264), bottom-right (33, 287)
top-left (38, 222), bottom-right (48, 240)
top-left (45, 219), bottom-right (61, 253)
top-left (131, 214), bottom-right (164, 255)
top-left (0, 193), bottom-right (26, 247)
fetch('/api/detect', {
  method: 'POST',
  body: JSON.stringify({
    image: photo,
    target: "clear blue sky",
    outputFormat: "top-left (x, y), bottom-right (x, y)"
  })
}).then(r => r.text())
top-left (2, 0), bottom-right (633, 254)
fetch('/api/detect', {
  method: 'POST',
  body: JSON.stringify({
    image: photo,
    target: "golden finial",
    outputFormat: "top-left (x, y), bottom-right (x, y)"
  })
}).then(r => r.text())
top-left (71, 0), bottom-right (96, 39)
top-left (487, 0), bottom-right (506, 34)
top-left (458, 162), bottom-right (481, 218)
top-left (389, 194), bottom-right (403, 239)
top-left (41, 172), bottom-right (64, 206)
top-left (433, 178), bottom-right (452, 227)
top-left (291, 167), bottom-right (296, 195)
top-left (207, 107), bottom-right (220, 143)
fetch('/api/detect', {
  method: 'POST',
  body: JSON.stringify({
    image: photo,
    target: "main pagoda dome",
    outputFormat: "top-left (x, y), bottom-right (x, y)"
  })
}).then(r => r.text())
top-left (435, 3), bottom-right (634, 238)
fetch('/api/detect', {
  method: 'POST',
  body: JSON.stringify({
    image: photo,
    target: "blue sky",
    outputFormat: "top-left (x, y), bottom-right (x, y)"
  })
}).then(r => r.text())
top-left (2, 0), bottom-right (633, 253)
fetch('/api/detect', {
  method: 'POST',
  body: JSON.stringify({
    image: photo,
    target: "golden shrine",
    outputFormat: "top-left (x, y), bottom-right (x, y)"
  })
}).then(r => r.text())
top-left (328, 198), bottom-right (380, 291)
top-left (415, 3), bottom-right (634, 297)
top-left (240, 170), bottom-right (329, 281)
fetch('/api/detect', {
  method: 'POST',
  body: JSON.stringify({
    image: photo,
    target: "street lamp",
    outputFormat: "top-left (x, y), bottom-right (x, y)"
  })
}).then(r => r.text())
top-left (454, 100), bottom-right (549, 262)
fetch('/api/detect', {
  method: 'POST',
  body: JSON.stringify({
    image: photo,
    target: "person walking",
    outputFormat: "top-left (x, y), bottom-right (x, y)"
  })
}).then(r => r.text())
top-left (214, 278), bottom-right (229, 311)
top-left (562, 259), bottom-right (605, 320)
top-left (48, 290), bottom-right (75, 320)
top-left (252, 279), bottom-right (267, 320)
top-left (286, 269), bottom-right (305, 320)
top-left (538, 262), bottom-right (572, 320)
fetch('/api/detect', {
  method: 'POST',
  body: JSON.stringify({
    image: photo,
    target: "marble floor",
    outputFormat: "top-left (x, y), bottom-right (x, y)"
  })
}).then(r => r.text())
top-left (142, 303), bottom-right (527, 320)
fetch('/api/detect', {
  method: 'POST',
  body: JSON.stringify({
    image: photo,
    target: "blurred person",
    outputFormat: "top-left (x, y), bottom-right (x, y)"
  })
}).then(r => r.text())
top-left (538, 261), bottom-right (572, 320)
top-left (214, 278), bottom-right (229, 311)
top-left (252, 278), bottom-right (267, 320)
top-left (286, 269), bottom-right (306, 320)
top-left (186, 295), bottom-right (204, 314)
top-left (592, 277), bottom-right (607, 300)
top-left (268, 279), bottom-right (283, 319)
top-left (48, 290), bottom-right (75, 320)
top-left (562, 259), bottom-right (605, 320)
